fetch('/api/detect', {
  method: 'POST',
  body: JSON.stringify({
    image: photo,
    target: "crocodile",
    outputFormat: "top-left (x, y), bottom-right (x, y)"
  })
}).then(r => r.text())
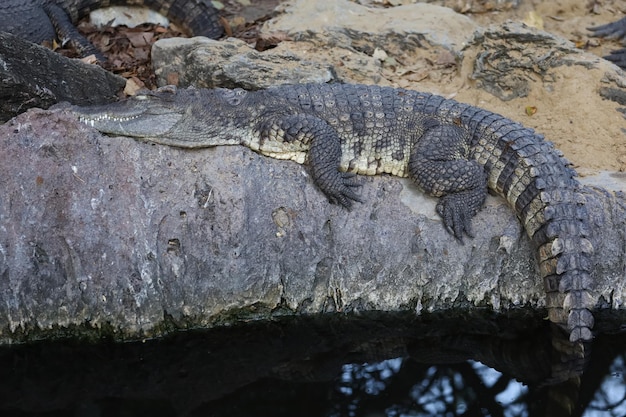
top-left (0, 0), bottom-right (223, 60)
top-left (588, 16), bottom-right (626, 69)
top-left (71, 83), bottom-right (597, 344)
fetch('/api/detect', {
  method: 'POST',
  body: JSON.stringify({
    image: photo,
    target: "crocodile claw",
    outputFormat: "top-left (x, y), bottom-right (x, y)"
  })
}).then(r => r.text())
top-left (437, 199), bottom-right (472, 242)
top-left (328, 172), bottom-right (363, 209)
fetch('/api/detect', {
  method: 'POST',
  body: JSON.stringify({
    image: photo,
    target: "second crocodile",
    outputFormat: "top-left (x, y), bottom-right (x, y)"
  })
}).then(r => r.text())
top-left (0, 0), bottom-right (223, 60)
top-left (72, 83), bottom-right (597, 344)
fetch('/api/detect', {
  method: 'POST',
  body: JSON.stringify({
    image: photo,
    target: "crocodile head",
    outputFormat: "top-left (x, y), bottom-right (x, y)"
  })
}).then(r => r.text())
top-left (72, 85), bottom-right (254, 148)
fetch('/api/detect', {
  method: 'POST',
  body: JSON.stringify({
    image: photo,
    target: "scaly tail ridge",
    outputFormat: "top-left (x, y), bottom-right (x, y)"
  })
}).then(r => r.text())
top-left (432, 97), bottom-right (597, 342)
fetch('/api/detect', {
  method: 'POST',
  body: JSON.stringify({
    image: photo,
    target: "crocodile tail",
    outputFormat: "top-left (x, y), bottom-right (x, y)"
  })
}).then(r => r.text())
top-left (480, 122), bottom-right (595, 343)
top-left (111, 0), bottom-right (223, 38)
top-left (532, 189), bottom-right (595, 343)
top-left (63, 0), bottom-right (223, 38)
top-left (424, 97), bottom-right (595, 342)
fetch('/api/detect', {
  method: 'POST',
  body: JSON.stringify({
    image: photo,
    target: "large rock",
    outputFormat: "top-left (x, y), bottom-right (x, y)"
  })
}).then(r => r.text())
top-left (467, 21), bottom-right (603, 101)
top-left (151, 37), bottom-right (335, 89)
top-left (0, 107), bottom-right (625, 344)
top-left (262, 0), bottom-right (477, 52)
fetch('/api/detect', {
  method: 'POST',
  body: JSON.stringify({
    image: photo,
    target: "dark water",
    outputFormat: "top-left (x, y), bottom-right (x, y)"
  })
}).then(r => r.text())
top-left (0, 314), bottom-right (624, 416)
top-left (203, 343), bottom-right (626, 417)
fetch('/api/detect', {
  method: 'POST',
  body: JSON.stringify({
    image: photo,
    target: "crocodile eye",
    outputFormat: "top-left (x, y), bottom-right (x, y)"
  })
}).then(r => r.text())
top-left (220, 88), bottom-right (247, 106)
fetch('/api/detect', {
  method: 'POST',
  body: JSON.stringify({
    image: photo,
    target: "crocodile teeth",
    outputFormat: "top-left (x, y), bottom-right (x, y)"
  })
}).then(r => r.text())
top-left (79, 114), bottom-right (139, 125)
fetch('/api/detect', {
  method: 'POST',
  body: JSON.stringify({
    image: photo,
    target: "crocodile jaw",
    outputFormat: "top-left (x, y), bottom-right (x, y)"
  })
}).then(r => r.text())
top-left (73, 98), bottom-right (183, 138)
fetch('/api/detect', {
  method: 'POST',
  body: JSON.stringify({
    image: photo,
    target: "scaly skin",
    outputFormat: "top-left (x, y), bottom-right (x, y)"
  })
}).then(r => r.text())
top-left (0, 0), bottom-right (223, 59)
top-left (72, 83), bottom-right (596, 344)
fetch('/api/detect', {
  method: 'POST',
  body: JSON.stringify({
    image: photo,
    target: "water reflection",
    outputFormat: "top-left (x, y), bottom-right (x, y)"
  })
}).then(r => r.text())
top-left (0, 315), bottom-right (625, 416)
top-left (331, 359), bottom-right (530, 416)
top-left (328, 352), bottom-right (626, 417)
top-left (588, 355), bottom-right (626, 416)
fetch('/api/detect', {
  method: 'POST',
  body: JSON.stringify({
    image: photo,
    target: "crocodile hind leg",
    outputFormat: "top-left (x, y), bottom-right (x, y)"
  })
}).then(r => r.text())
top-left (408, 121), bottom-right (487, 240)
top-left (43, 4), bottom-right (106, 61)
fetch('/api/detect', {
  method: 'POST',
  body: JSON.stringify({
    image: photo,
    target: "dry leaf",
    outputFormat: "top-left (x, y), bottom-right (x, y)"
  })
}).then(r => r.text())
top-left (124, 77), bottom-right (145, 96)
top-left (127, 31), bottom-right (154, 48)
top-left (436, 50), bottom-right (456, 66)
top-left (525, 106), bottom-right (538, 116)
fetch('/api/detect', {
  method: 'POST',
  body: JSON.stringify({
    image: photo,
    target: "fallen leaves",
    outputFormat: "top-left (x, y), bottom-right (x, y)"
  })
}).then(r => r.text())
top-left (54, 20), bottom-right (187, 90)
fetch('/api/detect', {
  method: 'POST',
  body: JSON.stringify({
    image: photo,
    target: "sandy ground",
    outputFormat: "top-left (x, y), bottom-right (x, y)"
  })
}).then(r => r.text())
top-left (432, 0), bottom-right (626, 174)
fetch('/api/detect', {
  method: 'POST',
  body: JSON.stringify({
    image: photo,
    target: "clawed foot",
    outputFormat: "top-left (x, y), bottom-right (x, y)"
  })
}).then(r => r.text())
top-left (602, 48), bottom-right (626, 69)
top-left (588, 17), bottom-right (626, 40)
top-left (326, 172), bottom-right (363, 209)
top-left (588, 18), bottom-right (626, 70)
top-left (436, 191), bottom-right (484, 242)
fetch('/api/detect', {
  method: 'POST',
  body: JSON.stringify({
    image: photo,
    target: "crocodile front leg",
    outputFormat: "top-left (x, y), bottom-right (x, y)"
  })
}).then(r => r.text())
top-left (408, 120), bottom-right (488, 240)
top-left (262, 114), bottom-right (363, 208)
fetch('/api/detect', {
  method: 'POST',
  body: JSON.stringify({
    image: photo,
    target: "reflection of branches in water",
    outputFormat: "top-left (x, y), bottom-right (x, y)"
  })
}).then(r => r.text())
top-left (189, 332), bottom-right (626, 417)
top-left (586, 353), bottom-right (626, 417)
top-left (329, 358), bottom-right (528, 417)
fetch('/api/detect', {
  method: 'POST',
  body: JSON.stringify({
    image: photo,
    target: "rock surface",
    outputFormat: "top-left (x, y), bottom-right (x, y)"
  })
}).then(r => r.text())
top-left (468, 21), bottom-right (602, 101)
top-left (152, 37), bottom-right (335, 89)
top-left (89, 5), bottom-right (170, 28)
top-left (263, 1), bottom-right (478, 52)
top-left (0, 107), bottom-right (624, 344)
